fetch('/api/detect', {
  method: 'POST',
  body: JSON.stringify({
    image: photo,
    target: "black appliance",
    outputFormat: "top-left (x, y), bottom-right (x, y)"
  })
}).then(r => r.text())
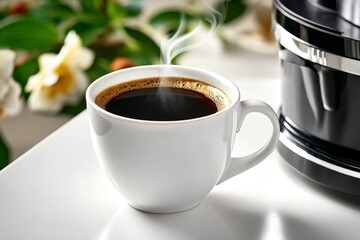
top-left (273, 0), bottom-right (360, 195)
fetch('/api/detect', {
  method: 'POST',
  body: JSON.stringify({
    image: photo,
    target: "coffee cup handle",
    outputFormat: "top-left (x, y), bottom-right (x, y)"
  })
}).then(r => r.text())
top-left (217, 99), bottom-right (280, 184)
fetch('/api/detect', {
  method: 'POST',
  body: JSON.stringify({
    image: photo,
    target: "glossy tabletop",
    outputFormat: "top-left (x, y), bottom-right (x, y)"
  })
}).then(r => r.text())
top-left (1, 47), bottom-right (359, 240)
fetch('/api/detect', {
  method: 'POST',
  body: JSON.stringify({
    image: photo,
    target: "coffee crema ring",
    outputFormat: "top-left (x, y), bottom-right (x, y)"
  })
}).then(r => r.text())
top-left (95, 77), bottom-right (231, 112)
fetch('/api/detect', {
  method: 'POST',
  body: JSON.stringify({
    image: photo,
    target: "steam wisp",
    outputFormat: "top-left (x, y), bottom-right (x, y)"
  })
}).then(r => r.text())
top-left (156, 1), bottom-right (227, 111)
top-left (160, 2), bottom-right (225, 65)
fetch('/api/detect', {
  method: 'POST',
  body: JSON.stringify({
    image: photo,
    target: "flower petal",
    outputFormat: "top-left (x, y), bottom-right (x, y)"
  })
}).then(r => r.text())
top-left (0, 49), bottom-right (15, 80)
top-left (26, 74), bottom-right (41, 92)
top-left (69, 48), bottom-right (94, 70)
top-left (57, 31), bottom-right (82, 65)
top-left (59, 71), bottom-right (88, 106)
top-left (73, 70), bottom-right (89, 92)
top-left (27, 91), bottom-right (63, 113)
top-left (1, 78), bottom-right (22, 116)
top-left (39, 53), bottom-right (57, 70)
top-left (0, 82), bottom-right (10, 100)
top-left (43, 72), bottom-right (59, 87)
top-left (26, 54), bottom-right (58, 91)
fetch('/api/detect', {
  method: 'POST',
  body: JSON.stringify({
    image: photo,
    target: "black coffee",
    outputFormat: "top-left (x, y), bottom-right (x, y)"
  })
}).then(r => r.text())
top-left (95, 77), bottom-right (230, 121)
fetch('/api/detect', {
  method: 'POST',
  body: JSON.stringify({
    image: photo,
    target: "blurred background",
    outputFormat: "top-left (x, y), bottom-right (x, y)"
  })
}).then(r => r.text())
top-left (0, 0), bottom-right (278, 166)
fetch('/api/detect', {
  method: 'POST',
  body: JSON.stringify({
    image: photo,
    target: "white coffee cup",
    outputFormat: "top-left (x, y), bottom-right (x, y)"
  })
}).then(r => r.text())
top-left (86, 65), bottom-right (280, 213)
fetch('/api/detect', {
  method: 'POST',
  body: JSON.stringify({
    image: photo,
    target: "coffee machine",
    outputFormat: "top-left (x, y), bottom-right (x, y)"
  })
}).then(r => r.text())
top-left (273, 0), bottom-right (360, 195)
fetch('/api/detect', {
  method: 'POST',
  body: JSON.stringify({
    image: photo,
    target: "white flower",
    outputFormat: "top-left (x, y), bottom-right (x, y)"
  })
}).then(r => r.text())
top-left (0, 49), bottom-right (22, 120)
top-left (26, 31), bottom-right (94, 113)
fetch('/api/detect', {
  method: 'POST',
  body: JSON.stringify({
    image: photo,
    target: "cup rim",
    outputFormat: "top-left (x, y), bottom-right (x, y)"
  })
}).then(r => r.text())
top-left (86, 65), bottom-right (241, 124)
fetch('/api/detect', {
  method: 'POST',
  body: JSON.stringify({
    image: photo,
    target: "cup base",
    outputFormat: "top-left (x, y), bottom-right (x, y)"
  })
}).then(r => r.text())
top-left (127, 200), bottom-right (202, 214)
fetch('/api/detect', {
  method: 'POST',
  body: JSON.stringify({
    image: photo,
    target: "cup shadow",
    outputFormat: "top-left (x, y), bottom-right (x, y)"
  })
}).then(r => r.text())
top-left (98, 192), bottom-right (330, 240)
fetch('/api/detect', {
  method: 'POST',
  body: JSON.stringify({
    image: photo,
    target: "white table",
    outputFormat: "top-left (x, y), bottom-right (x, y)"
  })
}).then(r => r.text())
top-left (1, 47), bottom-right (360, 240)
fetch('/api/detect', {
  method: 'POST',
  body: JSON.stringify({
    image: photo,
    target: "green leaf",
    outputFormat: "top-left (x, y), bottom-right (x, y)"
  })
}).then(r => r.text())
top-left (63, 11), bottom-right (107, 46)
top-left (71, 22), bottom-right (103, 46)
top-left (86, 59), bottom-right (110, 82)
top-left (81, 0), bottom-right (105, 13)
top-left (217, 0), bottom-right (247, 24)
top-left (76, 12), bottom-right (107, 26)
top-left (30, 3), bottom-right (75, 21)
top-left (124, 26), bottom-right (160, 58)
top-left (107, 2), bottom-right (126, 20)
top-left (0, 132), bottom-right (10, 170)
top-left (0, 16), bottom-right (58, 50)
top-left (149, 10), bottom-right (197, 27)
top-left (125, 0), bottom-right (142, 17)
top-left (44, 0), bottom-right (61, 3)
top-left (0, 9), bottom-right (7, 20)
top-left (123, 49), bottom-right (154, 65)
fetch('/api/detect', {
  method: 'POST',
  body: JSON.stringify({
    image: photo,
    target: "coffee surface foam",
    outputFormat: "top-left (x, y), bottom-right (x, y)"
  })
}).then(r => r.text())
top-left (95, 77), bottom-right (231, 111)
